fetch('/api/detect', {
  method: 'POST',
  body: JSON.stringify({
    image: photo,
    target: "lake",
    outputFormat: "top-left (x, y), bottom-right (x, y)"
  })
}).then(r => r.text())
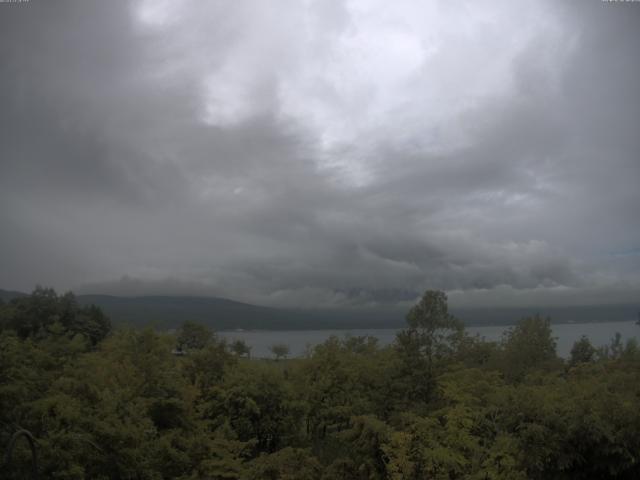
top-left (219, 321), bottom-right (640, 359)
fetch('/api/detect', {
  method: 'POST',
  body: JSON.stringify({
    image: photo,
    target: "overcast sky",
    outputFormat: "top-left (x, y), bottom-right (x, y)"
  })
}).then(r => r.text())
top-left (1, 0), bottom-right (638, 308)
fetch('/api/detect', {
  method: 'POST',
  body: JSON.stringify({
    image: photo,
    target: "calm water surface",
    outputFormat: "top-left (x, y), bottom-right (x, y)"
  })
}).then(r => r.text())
top-left (218, 321), bottom-right (640, 359)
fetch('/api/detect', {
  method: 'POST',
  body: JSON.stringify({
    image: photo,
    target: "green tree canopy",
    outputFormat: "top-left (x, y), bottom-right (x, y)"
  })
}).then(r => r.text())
top-left (395, 290), bottom-right (463, 403)
top-left (231, 339), bottom-right (252, 358)
top-left (569, 335), bottom-right (596, 365)
top-left (176, 320), bottom-right (213, 352)
top-left (0, 287), bottom-right (111, 345)
top-left (270, 343), bottom-right (290, 361)
top-left (500, 314), bottom-right (558, 382)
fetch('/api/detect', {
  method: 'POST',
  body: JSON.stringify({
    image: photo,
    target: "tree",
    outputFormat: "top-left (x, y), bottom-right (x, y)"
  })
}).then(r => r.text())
top-left (569, 335), bottom-right (596, 365)
top-left (394, 290), bottom-right (463, 403)
top-left (1, 286), bottom-right (60, 338)
top-left (204, 365), bottom-right (301, 453)
top-left (500, 315), bottom-right (558, 382)
top-left (182, 341), bottom-right (236, 393)
top-left (337, 415), bottom-right (390, 479)
top-left (599, 332), bottom-right (624, 360)
top-left (73, 304), bottom-right (111, 346)
top-left (247, 447), bottom-right (322, 480)
top-left (405, 290), bottom-right (463, 363)
top-left (0, 287), bottom-right (110, 345)
top-left (270, 343), bottom-right (290, 361)
top-left (176, 320), bottom-right (213, 352)
top-left (231, 339), bottom-right (252, 359)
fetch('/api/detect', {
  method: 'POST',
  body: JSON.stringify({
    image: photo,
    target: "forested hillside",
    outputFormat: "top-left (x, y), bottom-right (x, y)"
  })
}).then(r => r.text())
top-left (2, 288), bottom-right (640, 479)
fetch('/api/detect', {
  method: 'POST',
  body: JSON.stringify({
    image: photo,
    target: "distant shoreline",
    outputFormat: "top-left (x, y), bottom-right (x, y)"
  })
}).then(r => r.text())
top-left (216, 318), bottom-right (639, 333)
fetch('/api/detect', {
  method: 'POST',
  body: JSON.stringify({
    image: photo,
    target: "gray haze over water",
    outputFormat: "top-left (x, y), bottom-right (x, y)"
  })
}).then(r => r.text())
top-left (1, 1), bottom-right (639, 310)
top-left (219, 321), bottom-right (640, 359)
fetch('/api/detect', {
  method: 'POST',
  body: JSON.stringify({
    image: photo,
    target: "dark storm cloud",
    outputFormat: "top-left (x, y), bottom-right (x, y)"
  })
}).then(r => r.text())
top-left (0, 0), bottom-right (638, 308)
top-left (0, 1), bottom-right (193, 208)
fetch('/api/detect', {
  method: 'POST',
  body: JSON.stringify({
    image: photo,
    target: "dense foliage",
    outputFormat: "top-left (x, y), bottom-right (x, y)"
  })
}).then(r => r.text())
top-left (1, 289), bottom-right (640, 479)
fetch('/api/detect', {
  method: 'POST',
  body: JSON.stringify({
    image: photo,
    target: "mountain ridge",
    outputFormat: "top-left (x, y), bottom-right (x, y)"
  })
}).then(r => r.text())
top-left (1, 289), bottom-right (638, 330)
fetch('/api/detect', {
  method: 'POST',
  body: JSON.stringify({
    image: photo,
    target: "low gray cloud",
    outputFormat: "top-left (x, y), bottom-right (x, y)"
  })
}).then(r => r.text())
top-left (1, 0), bottom-right (638, 308)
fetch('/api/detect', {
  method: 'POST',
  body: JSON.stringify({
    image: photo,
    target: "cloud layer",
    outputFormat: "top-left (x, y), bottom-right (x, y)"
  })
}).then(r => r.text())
top-left (1, 0), bottom-right (639, 308)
